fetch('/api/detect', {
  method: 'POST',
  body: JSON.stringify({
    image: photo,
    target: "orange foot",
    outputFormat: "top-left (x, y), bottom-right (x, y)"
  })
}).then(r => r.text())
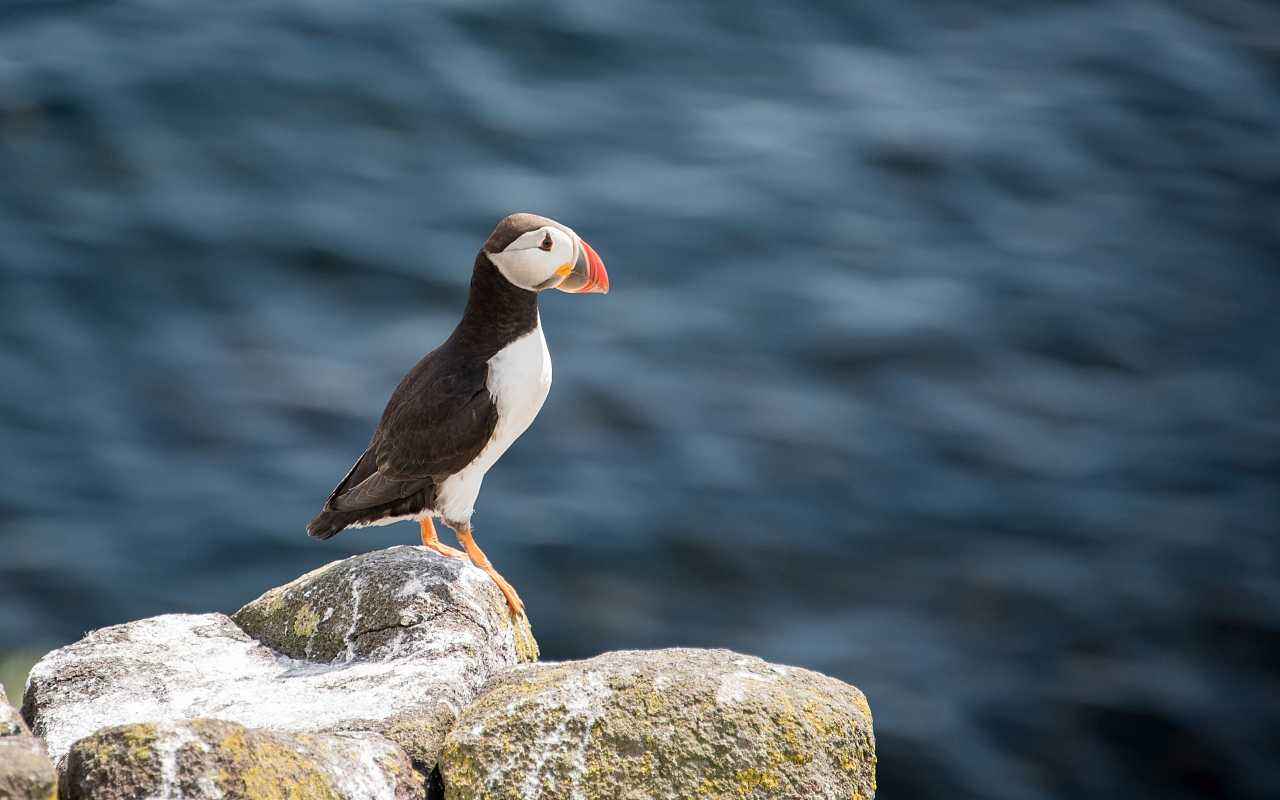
top-left (419, 518), bottom-right (467, 560)
top-left (455, 525), bottom-right (526, 618)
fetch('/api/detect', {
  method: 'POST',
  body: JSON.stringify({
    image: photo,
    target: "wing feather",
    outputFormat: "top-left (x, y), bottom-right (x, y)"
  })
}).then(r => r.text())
top-left (320, 355), bottom-right (497, 516)
top-left (373, 360), bottom-right (498, 480)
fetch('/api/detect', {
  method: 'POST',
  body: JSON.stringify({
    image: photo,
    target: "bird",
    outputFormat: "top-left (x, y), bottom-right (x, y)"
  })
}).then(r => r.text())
top-left (307, 212), bottom-right (609, 620)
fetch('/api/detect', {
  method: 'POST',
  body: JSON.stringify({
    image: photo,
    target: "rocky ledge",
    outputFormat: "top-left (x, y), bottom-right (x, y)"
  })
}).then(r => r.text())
top-left (16, 545), bottom-right (875, 799)
top-left (444, 649), bottom-right (876, 800)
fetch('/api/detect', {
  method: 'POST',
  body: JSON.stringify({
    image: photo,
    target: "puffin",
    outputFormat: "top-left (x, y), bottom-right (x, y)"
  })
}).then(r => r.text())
top-left (307, 213), bottom-right (609, 619)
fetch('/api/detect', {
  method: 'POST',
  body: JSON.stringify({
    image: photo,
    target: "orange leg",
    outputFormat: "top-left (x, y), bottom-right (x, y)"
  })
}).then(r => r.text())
top-left (419, 518), bottom-right (467, 560)
top-left (454, 524), bottom-right (525, 617)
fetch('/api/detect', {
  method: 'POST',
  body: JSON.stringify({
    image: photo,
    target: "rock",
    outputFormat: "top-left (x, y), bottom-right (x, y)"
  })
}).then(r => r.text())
top-left (0, 738), bottom-right (56, 800)
top-left (232, 545), bottom-right (537, 665)
top-left (0, 682), bottom-right (56, 800)
top-left (1, 682), bottom-right (29, 738)
top-left (61, 718), bottom-right (423, 800)
top-left (24, 547), bottom-right (530, 770)
top-left (441, 648), bottom-right (876, 800)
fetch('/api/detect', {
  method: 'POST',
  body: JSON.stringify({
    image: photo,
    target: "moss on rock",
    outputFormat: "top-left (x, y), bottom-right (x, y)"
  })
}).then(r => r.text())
top-left (60, 719), bottom-right (423, 800)
top-left (232, 545), bottom-right (535, 665)
top-left (292, 605), bottom-right (321, 640)
top-left (442, 648), bottom-right (875, 800)
top-left (61, 722), bottom-right (161, 800)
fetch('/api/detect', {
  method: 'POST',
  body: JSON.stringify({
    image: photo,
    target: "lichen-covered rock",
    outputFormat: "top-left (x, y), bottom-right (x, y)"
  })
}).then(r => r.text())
top-left (1, 682), bottom-right (29, 738)
top-left (24, 547), bottom-right (530, 770)
top-left (0, 737), bottom-right (57, 800)
top-left (61, 718), bottom-right (423, 800)
top-left (442, 648), bottom-right (875, 800)
top-left (232, 545), bottom-right (537, 664)
top-left (0, 682), bottom-right (56, 800)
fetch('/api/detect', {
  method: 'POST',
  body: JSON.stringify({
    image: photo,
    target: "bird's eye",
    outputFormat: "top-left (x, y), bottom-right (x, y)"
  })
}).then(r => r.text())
top-left (539, 233), bottom-right (554, 252)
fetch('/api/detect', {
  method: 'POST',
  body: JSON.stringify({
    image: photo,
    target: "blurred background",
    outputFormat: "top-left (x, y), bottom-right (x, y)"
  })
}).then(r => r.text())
top-left (1, 1), bottom-right (1278, 797)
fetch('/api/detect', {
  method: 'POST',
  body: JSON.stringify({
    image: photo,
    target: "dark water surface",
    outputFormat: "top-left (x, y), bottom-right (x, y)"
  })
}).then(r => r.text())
top-left (2, 2), bottom-right (1278, 798)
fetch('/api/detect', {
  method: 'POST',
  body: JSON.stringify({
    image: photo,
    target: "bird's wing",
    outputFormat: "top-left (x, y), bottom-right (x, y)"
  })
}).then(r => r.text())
top-left (374, 358), bottom-right (499, 479)
top-left (324, 356), bottom-right (498, 513)
top-left (322, 445), bottom-right (379, 508)
top-left (322, 445), bottom-right (429, 513)
top-left (325, 457), bottom-right (427, 512)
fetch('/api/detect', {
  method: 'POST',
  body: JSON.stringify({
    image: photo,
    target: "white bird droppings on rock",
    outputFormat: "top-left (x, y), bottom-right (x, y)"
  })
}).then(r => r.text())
top-left (25, 546), bottom-right (534, 772)
top-left (61, 718), bottom-right (424, 800)
top-left (443, 648), bottom-right (876, 800)
top-left (714, 668), bottom-right (779, 706)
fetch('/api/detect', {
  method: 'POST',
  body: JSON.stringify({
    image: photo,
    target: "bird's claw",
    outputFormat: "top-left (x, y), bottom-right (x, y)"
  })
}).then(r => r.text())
top-left (490, 572), bottom-right (526, 618)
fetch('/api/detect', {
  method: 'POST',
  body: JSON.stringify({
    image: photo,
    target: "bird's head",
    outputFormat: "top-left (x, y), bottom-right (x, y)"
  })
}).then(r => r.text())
top-left (482, 213), bottom-right (609, 295)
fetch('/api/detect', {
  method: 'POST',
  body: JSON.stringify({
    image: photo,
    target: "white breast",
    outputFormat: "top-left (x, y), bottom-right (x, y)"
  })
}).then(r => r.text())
top-left (432, 317), bottom-right (552, 524)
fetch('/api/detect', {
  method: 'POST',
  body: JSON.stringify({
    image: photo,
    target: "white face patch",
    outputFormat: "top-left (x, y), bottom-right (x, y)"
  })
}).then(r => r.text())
top-left (488, 226), bottom-right (578, 291)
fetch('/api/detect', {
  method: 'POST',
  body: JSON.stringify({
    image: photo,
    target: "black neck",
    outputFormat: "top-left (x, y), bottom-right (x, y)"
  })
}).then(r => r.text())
top-left (449, 252), bottom-right (539, 358)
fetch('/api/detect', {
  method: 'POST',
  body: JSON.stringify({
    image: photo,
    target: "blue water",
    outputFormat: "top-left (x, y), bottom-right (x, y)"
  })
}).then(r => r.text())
top-left (1, 2), bottom-right (1278, 798)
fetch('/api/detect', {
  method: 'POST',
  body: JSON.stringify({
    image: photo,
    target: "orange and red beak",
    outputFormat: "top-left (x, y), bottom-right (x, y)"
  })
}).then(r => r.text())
top-left (559, 237), bottom-right (609, 294)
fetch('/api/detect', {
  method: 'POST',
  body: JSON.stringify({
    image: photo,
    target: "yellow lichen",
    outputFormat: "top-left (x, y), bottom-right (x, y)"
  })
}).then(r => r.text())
top-left (639, 683), bottom-right (668, 716)
top-left (256, 589), bottom-right (286, 617)
top-left (511, 614), bottom-right (540, 663)
top-left (292, 605), bottom-right (320, 638)
top-left (117, 722), bottom-right (158, 763)
top-left (835, 746), bottom-right (865, 776)
top-left (213, 727), bottom-right (341, 800)
top-left (441, 656), bottom-right (876, 800)
top-left (735, 765), bottom-right (783, 795)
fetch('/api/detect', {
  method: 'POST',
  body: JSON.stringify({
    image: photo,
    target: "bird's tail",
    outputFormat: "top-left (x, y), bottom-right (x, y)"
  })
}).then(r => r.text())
top-left (307, 510), bottom-right (353, 540)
